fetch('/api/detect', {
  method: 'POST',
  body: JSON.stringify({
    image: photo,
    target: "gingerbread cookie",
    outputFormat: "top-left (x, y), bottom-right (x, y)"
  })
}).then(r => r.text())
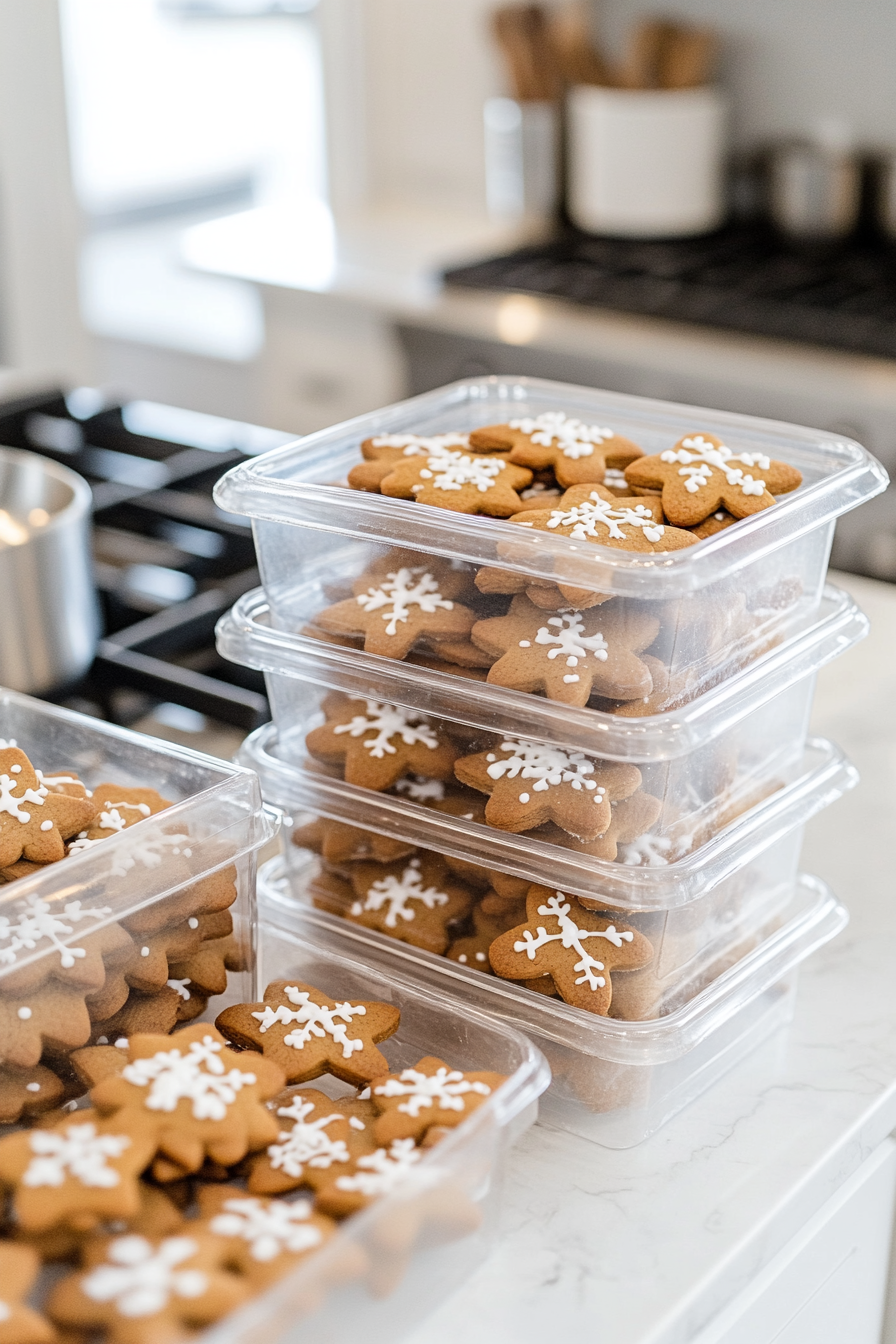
top-left (196, 1186), bottom-right (337, 1289)
top-left (0, 1108), bottom-right (158, 1233)
top-left (370, 1056), bottom-right (506, 1144)
top-left (315, 561), bottom-right (478, 659)
top-left (380, 448), bottom-right (532, 517)
top-left (89, 1025), bottom-right (285, 1177)
top-left (0, 1062), bottom-right (66, 1123)
top-left (624, 433), bottom-right (802, 526)
top-left (305, 695), bottom-right (460, 792)
top-left (46, 1231), bottom-right (250, 1344)
top-left (0, 981), bottom-right (94, 1068)
top-left (471, 593), bottom-right (659, 706)
top-left (473, 564), bottom-right (612, 613)
top-left (454, 736), bottom-right (641, 839)
top-left (470, 412), bottom-right (644, 489)
top-left (245, 1088), bottom-right (367, 1195)
top-left (216, 980), bottom-right (400, 1088)
top-left (0, 914), bottom-right (133, 997)
top-left (489, 887), bottom-right (653, 1013)
top-left (337, 854), bottom-right (476, 954)
top-left (447, 904), bottom-right (520, 972)
top-left (82, 785), bottom-right (172, 840)
top-left (507, 484), bottom-right (694, 553)
top-left (689, 508), bottom-right (738, 539)
top-left (348, 433), bottom-right (472, 492)
top-left (293, 818), bottom-right (415, 866)
top-left (0, 748), bottom-right (94, 867)
top-left (0, 1245), bottom-right (55, 1344)
top-left (314, 1137), bottom-right (424, 1218)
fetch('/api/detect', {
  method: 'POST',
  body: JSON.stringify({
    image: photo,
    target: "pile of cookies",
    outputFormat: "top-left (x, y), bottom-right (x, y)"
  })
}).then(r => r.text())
top-left (0, 979), bottom-right (506, 1341)
top-left (0, 744), bottom-right (245, 1125)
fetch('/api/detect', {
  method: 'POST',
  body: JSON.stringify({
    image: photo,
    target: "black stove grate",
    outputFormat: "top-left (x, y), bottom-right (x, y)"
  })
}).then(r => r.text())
top-left (444, 224), bottom-right (896, 359)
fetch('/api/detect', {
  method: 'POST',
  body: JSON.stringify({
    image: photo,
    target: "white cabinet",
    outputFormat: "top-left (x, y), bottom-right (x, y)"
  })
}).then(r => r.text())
top-left (693, 1138), bottom-right (896, 1344)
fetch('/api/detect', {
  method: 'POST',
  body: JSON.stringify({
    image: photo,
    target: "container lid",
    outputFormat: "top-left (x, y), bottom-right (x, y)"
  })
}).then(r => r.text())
top-left (240, 727), bottom-right (857, 908)
top-left (259, 858), bottom-right (847, 1065)
top-left (213, 375), bottom-right (887, 599)
top-left (218, 582), bottom-right (866, 763)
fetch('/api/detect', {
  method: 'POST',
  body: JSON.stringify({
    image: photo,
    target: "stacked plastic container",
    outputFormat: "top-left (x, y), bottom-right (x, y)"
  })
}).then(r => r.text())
top-left (214, 375), bottom-right (886, 1147)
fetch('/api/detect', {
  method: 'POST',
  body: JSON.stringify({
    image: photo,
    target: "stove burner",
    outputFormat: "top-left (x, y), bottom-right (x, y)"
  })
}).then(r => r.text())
top-left (444, 225), bottom-right (896, 359)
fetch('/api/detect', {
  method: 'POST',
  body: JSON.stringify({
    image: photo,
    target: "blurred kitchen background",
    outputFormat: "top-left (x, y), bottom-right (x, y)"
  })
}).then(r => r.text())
top-left (5, 0), bottom-right (896, 743)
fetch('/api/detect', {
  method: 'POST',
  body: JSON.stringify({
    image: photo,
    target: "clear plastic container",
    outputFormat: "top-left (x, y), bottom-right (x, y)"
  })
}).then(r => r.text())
top-left (0, 689), bottom-right (275, 1086)
top-left (258, 858), bottom-right (845, 1147)
top-left (213, 376), bottom-right (886, 705)
top-left (201, 915), bottom-right (548, 1344)
top-left (238, 715), bottom-right (857, 909)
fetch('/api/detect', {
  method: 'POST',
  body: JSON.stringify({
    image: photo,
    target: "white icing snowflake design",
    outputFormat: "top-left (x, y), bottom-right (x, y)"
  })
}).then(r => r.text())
top-left (23, 1122), bottom-right (131, 1189)
top-left (531, 612), bottom-right (609, 677)
top-left (267, 1097), bottom-right (350, 1178)
top-left (0, 770), bottom-right (48, 825)
top-left (371, 432), bottom-right (469, 457)
top-left (616, 834), bottom-right (673, 867)
top-left (0, 896), bottom-right (112, 970)
top-left (122, 1035), bottom-right (256, 1120)
top-left (251, 986), bottom-right (368, 1058)
top-left (513, 893), bottom-right (634, 991)
top-left (209, 1197), bottom-right (323, 1263)
top-left (485, 739), bottom-right (606, 807)
top-left (414, 451), bottom-right (506, 495)
top-left (82, 1235), bottom-right (207, 1317)
top-left (374, 1066), bottom-right (492, 1117)
top-left (356, 567), bottom-right (455, 638)
top-left (510, 412), bottom-right (614, 460)
top-left (351, 859), bottom-right (449, 928)
top-left (660, 435), bottom-right (771, 497)
top-left (333, 701), bottom-right (439, 760)
top-left (334, 1138), bottom-right (422, 1197)
top-left (394, 775), bottom-right (446, 803)
top-left (546, 494), bottom-right (665, 543)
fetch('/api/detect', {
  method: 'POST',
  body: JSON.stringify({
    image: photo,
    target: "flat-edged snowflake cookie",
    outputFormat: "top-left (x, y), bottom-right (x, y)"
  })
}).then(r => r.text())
top-left (470, 412), bottom-right (644, 489)
top-left (246, 1087), bottom-right (373, 1195)
top-left (305, 695), bottom-right (460, 792)
top-left (348, 432), bottom-right (473, 492)
top-left (315, 562), bottom-right (478, 659)
top-left (338, 854), bottom-right (476, 955)
top-left (120, 864), bottom-right (238, 940)
top-left (370, 1055), bottom-right (506, 1144)
top-left (78, 785), bottom-right (172, 843)
top-left (313, 1137), bottom-right (425, 1218)
top-left (624, 433), bottom-right (803, 526)
top-left (196, 1185), bottom-right (337, 1289)
top-left (471, 592), bottom-right (659, 707)
top-left (380, 448), bottom-right (532, 517)
top-left (46, 1231), bottom-right (251, 1344)
top-left (216, 980), bottom-right (401, 1088)
top-left (0, 900), bottom-right (133, 997)
top-left (454, 736), bottom-right (642, 840)
top-left (489, 887), bottom-right (653, 1013)
top-left (0, 748), bottom-right (96, 867)
top-left (0, 1108), bottom-right (158, 1233)
top-left (0, 979), bottom-right (95, 1068)
top-left (89, 1024), bottom-right (285, 1178)
top-left (292, 817), bottom-right (416, 866)
top-left (537, 790), bottom-right (663, 863)
top-left (506, 483), bottom-right (694, 551)
top-left (0, 1245), bottom-right (56, 1344)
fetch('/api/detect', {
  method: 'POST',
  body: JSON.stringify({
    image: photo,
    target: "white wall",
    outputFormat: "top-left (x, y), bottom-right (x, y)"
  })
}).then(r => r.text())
top-left (594, 0), bottom-right (896, 149)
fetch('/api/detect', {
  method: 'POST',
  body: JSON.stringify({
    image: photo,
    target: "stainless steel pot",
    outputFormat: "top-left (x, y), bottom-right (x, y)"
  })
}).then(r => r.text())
top-left (0, 447), bottom-right (99, 693)
top-left (767, 141), bottom-right (861, 241)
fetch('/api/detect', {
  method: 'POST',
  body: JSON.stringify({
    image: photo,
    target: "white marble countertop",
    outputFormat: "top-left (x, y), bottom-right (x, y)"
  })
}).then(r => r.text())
top-left (404, 569), bottom-right (896, 1344)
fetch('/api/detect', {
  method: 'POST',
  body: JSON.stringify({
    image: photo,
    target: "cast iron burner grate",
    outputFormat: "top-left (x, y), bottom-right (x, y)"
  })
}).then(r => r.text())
top-left (0, 388), bottom-right (294, 732)
top-left (444, 224), bottom-right (896, 359)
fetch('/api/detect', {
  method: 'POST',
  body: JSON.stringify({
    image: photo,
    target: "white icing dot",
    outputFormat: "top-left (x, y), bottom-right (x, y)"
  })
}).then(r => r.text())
top-left (10, 765), bottom-right (20, 774)
top-left (188, 918), bottom-right (199, 929)
top-left (519, 793), bottom-right (530, 803)
top-left (39, 820), bottom-right (53, 832)
top-left (518, 640), bottom-right (531, 648)
top-left (140, 947), bottom-right (150, 957)
top-left (25, 1082), bottom-right (40, 1092)
top-left (97, 1036), bottom-right (109, 1045)
top-left (486, 754), bottom-right (496, 762)
top-left (17, 1006), bottom-right (31, 1020)
top-left (475, 952), bottom-right (487, 962)
top-left (458, 954), bottom-right (468, 963)
top-left (563, 674), bottom-right (580, 683)
top-left (349, 1117), bottom-right (365, 1131)
top-left (183, 849), bottom-right (192, 857)
top-left (114, 1037), bottom-right (128, 1048)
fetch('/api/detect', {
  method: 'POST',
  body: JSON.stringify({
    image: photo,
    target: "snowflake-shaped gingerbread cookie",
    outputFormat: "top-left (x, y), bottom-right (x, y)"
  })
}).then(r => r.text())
top-left (624, 433), bottom-right (802, 526)
top-left (454, 735), bottom-right (642, 840)
top-left (370, 1054), bottom-right (506, 1144)
top-left (314, 1136), bottom-right (426, 1217)
top-left (489, 886), bottom-right (653, 1013)
top-left (0, 747), bottom-right (96, 868)
top-left (348, 432), bottom-right (473, 492)
top-left (471, 592), bottom-right (660, 707)
top-left (246, 1086), bottom-right (374, 1195)
top-left (339, 854), bottom-right (476, 955)
top-left (315, 560), bottom-right (478, 659)
top-left (216, 979), bottom-right (401, 1087)
top-left (197, 1185), bottom-right (337, 1290)
top-left (380, 448), bottom-right (533, 516)
top-left (470, 412), bottom-right (645, 489)
top-left (305, 692), bottom-right (461, 791)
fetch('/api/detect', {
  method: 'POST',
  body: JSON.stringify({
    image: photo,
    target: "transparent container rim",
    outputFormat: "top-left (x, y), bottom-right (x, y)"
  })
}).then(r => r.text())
top-left (213, 375), bottom-right (888, 598)
top-left (259, 859), bottom-right (845, 1065)
top-left (240, 729), bottom-right (857, 908)
top-left (216, 581), bottom-right (867, 762)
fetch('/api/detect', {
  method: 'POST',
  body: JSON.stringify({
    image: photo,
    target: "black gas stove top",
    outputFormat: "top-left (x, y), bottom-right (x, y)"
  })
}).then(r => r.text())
top-left (444, 224), bottom-right (896, 359)
top-left (0, 388), bottom-right (292, 732)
